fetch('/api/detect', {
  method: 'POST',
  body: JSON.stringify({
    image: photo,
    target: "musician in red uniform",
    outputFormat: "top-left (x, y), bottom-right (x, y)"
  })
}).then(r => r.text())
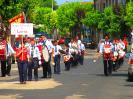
top-left (0, 37), bottom-right (7, 77)
top-left (16, 42), bottom-right (28, 84)
top-left (0, 37), bottom-right (15, 77)
top-left (99, 36), bottom-right (114, 76)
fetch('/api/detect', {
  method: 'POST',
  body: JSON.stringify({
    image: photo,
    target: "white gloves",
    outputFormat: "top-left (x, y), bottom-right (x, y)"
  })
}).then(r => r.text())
top-left (39, 61), bottom-right (42, 65)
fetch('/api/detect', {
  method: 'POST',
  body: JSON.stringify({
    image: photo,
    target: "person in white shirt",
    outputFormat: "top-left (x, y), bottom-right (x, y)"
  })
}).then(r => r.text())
top-left (68, 39), bottom-right (74, 48)
top-left (99, 36), bottom-right (114, 76)
top-left (117, 39), bottom-right (125, 50)
top-left (6, 40), bottom-right (15, 76)
top-left (78, 43), bottom-right (85, 65)
top-left (117, 39), bottom-right (125, 66)
top-left (64, 44), bottom-right (72, 71)
top-left (53, 40), bottom-right (62, 74)
top-left (27, 40), bottom-right (41, 81)
top-left (25, 38), bottom-right (31, 49)
top-left (41, 35), bottom-right (53, 78)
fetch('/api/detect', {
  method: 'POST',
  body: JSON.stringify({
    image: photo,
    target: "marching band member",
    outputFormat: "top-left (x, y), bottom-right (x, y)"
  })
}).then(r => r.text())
top-left (122, 37), bottom-right (128, 52)
top-left (118, 39), bottom-right (126, 66)
top-left (112, 39), bottom-right (119, 71)
top-left (16, 41), bottom-right (28, 84)
top-left (71, 39), bottom-right (79, 66)
top-left (41, 35), bottom-right (53, 78)
top-left (0, 37), bottom-right (15, 77)
top-left (25, 38), bottom-right (31, 48)
top-left (99, 36), bottom-right (114, 76)
top-left (53, 40), bottom-right (62, 74)
top-left (78, 42), bottom-right (85, 65)
top-left (64, 44), bottom-right (72, 71)
top-left (6, 39), bottom-right (15, 76)
top-left (27, 40), bottom-right (41, 81)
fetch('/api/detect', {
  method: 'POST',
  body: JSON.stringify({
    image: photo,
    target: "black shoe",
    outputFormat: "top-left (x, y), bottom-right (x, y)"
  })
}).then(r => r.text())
top-left (20, 82), bottom-right (23, 84)
top-left (23, 81), bottom-right (26, 84)
top-left (35, 79), bottom-right (38, 81)
top-left (28, 79), bottom-right (32, 81)
top-left (41, 76), bottom-right (47, 78)
top-left (7, 74), bottom-right (11, 76)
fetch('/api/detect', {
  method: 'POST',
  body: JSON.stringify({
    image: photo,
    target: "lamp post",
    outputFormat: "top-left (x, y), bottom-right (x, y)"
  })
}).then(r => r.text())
top-left (52, 0), bottom-right (54, 11)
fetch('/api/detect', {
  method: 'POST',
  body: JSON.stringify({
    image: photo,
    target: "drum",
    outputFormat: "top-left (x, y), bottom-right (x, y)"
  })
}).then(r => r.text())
top-left (64, 55), bottom-right (71, 62)
top-left (118, 50), bottom-right (125, 58)
top-left (42, 46), bottom-right (50, 62)
top-left (113, 51), bottom-right (118, 57)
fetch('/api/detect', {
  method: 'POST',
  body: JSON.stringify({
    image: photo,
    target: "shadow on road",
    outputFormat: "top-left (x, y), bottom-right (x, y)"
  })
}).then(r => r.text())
top-left (124, 83), bottom-right (133, 87)
top-left (95, 73), bottom-right (127, 77)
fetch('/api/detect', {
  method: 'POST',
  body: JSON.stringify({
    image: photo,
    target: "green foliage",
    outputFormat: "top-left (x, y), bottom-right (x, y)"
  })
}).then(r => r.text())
top-left (30, 7), bottom-right (52, 24)
top-left (0, 0), bottom-right (24, 23)
top-left (56, 2), bottom-right (92, 36)
top-left (125, 2), bottom-right (133, 28)
top-left (82, 10), bottom-right (102, 28)
top-left (44, 11), bottom-right (57, 32)
top-left (56, 2), bottom-right (77, 33)
top-left (98, 6), bottom-right (121, 37)
top-left (0, 0), bottom-right (57, 23)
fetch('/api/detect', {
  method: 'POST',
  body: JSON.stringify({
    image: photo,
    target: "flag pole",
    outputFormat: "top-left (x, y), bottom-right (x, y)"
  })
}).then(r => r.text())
top-left (22, 12), bottom-right (26, 60)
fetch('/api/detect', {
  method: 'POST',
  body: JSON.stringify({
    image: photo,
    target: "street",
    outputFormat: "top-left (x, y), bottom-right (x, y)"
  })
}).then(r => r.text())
top-left (0, 49), bottom-right (133, 99)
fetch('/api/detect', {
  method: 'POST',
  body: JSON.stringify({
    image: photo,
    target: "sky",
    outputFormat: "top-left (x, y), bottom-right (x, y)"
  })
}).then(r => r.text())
top-left (55, 0), bottom-right (93, 5)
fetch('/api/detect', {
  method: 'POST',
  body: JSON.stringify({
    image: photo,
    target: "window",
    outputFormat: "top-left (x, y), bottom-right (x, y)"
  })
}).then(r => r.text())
top-left (109, 0), bottom-right (111, 5)
top-left (106, 0), bottom-right (108, 6)
top-left (121, 0), bottom-right (126, 5)
top-left (112, 0), bottom-right (114, 5)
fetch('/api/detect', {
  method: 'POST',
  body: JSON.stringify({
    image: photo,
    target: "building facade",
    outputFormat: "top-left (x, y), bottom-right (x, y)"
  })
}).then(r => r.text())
top-left (94, 0), bottom-right (129, 11)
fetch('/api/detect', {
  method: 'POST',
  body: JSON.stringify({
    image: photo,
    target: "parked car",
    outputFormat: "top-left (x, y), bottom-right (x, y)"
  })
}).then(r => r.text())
top-left (82, 38), bottom-right (96, 49)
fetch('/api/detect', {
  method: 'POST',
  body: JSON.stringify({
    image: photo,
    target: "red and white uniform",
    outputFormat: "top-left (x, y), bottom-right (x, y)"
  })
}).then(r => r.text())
top-left (0, 40), bottom-right (7, 60)
top-left (16, 47), bottom-right (29, 61)
top-left (99, 41), bottom-right (114, 60)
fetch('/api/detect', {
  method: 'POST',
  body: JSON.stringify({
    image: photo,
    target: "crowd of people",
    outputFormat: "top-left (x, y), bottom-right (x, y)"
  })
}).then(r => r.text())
top-left (1, 33), bottom-right (133, 83)
top-left (98, 36), bottom-right (127, 76)
top-left (0, 35), bottom-right (85, 84)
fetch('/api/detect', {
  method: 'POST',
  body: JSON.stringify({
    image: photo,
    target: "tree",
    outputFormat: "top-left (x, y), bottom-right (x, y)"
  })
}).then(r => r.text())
top-left (56, 2), bottom-right (92, 36)
top-left (98, 6), bottom-right (121, 38)
top-left (82, 10), bottom-right (102, 41)
top-left (44, 11), bottom-right (57, 33)
top-left (125, 2), bottom-right (133, 28)
top-left (30, 7), bottom-right (52, 24)
top-left (83, 10), bottom-right (102, 29)
top-left (0, 0), bottom-right (24, 24)
top-left (56, 3), bottom-right (77, 36)
top-left (0, 0), bottom-right (58, 23)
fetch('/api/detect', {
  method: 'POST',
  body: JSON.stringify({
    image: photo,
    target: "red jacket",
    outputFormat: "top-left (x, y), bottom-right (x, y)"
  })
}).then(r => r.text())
top-left (16, 47), bottom-right (28, 61)
top-left (0, 40), bottom-right (7, 60)
top-left (123, 39), bottom-right (128, 47)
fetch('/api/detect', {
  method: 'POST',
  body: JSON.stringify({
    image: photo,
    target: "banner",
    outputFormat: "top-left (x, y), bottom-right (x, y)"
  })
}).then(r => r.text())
top-left (9, 13), bottom-right (25, 24)
top-left (11, 23), bottom-right (33, 35)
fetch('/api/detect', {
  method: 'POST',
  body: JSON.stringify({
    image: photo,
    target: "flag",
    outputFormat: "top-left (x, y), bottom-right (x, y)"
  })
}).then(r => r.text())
top-left (9, 12), bottom-right (25, 24)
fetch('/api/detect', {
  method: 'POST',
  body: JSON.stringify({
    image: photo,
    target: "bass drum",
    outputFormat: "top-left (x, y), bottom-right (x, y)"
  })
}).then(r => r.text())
top-left (42, 46), bottom-right (50, 62)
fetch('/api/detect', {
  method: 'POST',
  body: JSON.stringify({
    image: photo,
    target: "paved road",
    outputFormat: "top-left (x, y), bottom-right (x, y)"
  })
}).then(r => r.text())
top-left (0, 49), bottom-right (133, 99)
